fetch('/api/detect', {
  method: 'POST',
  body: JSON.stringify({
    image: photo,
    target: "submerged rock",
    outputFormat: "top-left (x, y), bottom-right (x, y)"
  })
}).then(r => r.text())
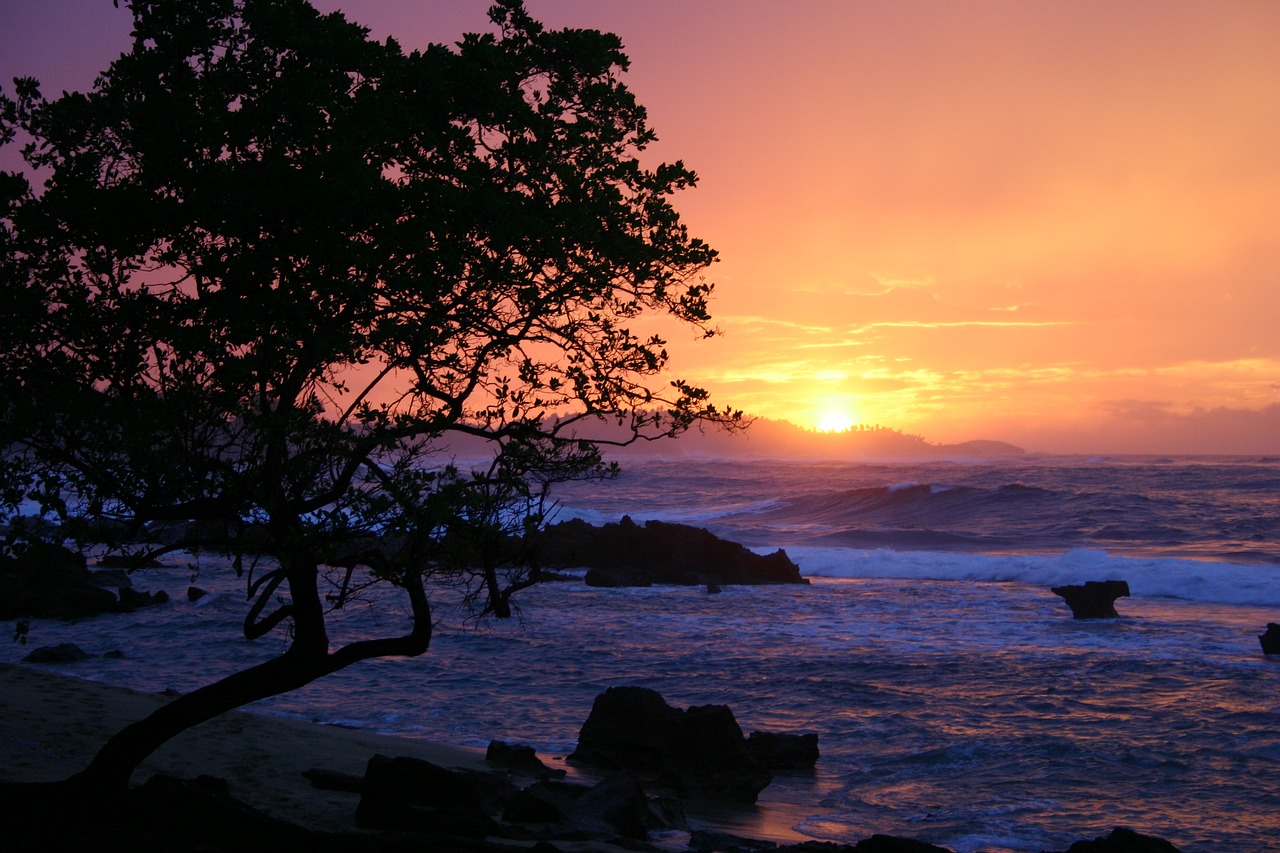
top-left (536, 516), bottom-right (807, 587)
top-left (1051, 580), bottom-right (1130, 619)
top-left (22, 642), bottom-right (92, 663)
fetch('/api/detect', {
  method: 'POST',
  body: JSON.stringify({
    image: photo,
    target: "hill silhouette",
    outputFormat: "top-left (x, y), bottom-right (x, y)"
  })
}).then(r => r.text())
top-left (439, 416), bottom-right (1024, 461)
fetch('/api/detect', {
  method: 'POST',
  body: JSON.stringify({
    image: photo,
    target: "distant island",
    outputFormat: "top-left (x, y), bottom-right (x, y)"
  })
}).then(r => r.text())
top-left (606, 417), bottom-right (1026, 460)
top-left (437, 415), bottom-right (1024, 461)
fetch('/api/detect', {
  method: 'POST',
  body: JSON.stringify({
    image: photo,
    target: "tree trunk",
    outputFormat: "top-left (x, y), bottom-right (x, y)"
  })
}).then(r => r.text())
top-left (72, 647), bottom-right (338, 793)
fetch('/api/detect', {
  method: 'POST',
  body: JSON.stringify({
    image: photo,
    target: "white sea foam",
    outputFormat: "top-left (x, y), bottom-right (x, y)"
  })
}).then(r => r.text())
top-left (780, 545), bottom-right (1280, 608)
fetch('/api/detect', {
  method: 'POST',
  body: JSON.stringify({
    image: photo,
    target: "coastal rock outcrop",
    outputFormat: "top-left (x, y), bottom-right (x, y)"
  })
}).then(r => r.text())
top-left (355, 753), bottom-right (497, 837)
top-left (0, 542), bottom-right (170, 620)
top-left (1051, 580), bottom-right (1130, 619)
top-left (1259, 623), bottom-right (1280, 655)
top-left (746, 731), bottom-right (820, 771)
top-left (535, 516), bottom-right (806, 587)
top-left (502, 772), bottom-right (686, 839)
top-left (1046, 825), bottom-right (1181, 852)
top-left (568, 686), bottom-right (780, 803)
top-left (485, 739), bottom-right (564, 779)
top-left (0, 543), bottom-right (116, 620)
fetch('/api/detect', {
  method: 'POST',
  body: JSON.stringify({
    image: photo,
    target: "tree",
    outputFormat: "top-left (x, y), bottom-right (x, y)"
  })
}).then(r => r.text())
top-left (0, 0), bottom-right (735, 796)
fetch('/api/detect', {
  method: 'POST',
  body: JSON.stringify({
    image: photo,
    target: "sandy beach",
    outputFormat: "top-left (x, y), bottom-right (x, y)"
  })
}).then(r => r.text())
top-left (0, 661), bottom-right (820, 850)
top-left (0, 661), bottom-right (492, 834)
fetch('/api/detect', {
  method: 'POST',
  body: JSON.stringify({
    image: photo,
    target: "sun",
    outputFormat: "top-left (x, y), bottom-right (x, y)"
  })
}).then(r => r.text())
top-left (816, 411), bottom-right (856, 433)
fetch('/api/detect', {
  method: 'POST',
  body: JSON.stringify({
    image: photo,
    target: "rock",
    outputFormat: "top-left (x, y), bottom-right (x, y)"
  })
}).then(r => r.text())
top-left (89, 568), bottom-right (133, 588)
top-left (570, 686), bottom-right (773, 804)
top-left (502, 774), bottom-right (685, 840)
top-left (97, 553), bottom-right (160, 569)
top-left (22, 642), bottom-right (92, 663)
top-left (1048, 825), bottom-right (1181, 852)
top-left (0, 543), bottom-right (119, 620)
top-left (188, 586), bottom-right (209, 602)
top-left (486, 740), bottom-right (565, 779)
top-left (355, 753), bottom-right (496, 836)
top-left (570, 685), bottom-right (682, 773)
top-left (302, 767), bottom-right (364, 792)
top-left (746, 731), bottom-right (820, 771)
top-left (852, 835), bottom-right (957, 852)
top-left (1258, 623), bottom-right (1280, 654)
top-left (658, 703), bottom-right (774, 802)
top-left (769, 837), bottom-right (956, 853)
top-left (1051, 580), bottom-right (1130, 619)
top-left (502, 779), bottom-right (585, 826)
top-left (536, 516), bottom-right (807, 587)
top-left (116, 587), bottom-right (169, 611)
top-left (573, 772), bottom-right (686, 840)
top-left (690, 828), bottom-right (779, 851)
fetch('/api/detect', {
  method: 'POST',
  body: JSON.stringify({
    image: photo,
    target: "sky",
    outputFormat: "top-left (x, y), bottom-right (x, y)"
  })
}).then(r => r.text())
top-left (3, 0), bottom-right (1279, 454)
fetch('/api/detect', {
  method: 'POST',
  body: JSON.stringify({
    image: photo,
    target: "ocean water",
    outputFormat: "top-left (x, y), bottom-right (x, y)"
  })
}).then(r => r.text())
top-left (4, 456), bottom-right (1280, 852)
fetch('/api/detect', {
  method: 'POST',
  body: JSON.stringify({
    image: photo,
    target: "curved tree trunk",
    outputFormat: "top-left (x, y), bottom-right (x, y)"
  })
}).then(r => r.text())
top-left (68, 560), bottom-right (433, 796)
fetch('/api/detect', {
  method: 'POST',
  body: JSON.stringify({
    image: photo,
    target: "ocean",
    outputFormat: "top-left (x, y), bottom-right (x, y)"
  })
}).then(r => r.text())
top-left (4, 455), bottom-right (1280, 852)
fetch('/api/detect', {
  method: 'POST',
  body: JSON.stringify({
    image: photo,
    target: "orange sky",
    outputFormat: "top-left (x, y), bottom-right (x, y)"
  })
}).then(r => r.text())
top-left (4, 1), bottom-right (1279, 454)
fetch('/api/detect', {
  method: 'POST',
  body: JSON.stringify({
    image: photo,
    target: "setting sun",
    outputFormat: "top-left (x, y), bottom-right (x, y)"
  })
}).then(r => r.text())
top-left (816, 411), bottom-right (856, 433)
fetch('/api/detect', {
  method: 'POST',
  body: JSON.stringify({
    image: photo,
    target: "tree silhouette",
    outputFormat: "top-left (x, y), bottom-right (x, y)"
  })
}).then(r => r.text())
top-left (0, 0), bottom-right (735, 795)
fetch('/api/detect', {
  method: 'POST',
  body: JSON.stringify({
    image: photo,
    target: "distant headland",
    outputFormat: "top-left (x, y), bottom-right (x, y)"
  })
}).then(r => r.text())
top-left (609, 416), bottom-right (1026, 460)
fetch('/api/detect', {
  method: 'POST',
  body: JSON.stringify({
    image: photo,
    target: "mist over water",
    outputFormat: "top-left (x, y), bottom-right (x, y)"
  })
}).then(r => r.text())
top-left (5, 456), bottom-right (1280, 851)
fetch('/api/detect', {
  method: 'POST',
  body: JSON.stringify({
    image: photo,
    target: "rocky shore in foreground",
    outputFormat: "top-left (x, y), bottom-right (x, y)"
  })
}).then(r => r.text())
top-left (1, 665), bottom-right (1181, 853)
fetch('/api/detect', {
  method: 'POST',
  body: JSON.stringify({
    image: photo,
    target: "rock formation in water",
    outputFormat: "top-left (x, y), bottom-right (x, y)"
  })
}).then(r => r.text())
top-left (1259, 623), bottom-right (1280, 655)
top-left (534, 516), bottom-right (806, 587)
top-left (568, 685), bottom-right (809, 803)
top-left (0, 542), bottom-right (168, 620)
top-left (1051, 580), bottom-right (1131, 619)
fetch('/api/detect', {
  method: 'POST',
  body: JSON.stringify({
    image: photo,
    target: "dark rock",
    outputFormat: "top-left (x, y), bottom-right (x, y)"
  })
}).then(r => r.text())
top-left (502, 780), bottom-right (581, 825)
top-left (97, 553), bottom-right (160, 569)
top-left (658, 703), bottom-right (773, 802)
top-left (1259, 622), bottom-right (1280, 654)
top-left (1050, 825), bottom-right (1181, 852)
top-left (571, 685), bottom-right (682, 773)
top-left (22, 642), bottom-right (92, 663)
top-left (188, 586), bottom-right (209, 602)
top-left (103, 649), bottom-right (125, 659)
top-left (853, 835), bottom-right (956, 852)
top-left (117, 586), bottom-right (169, 611)
top-left (486, 740), bottom-right (565, 779)
top-left (355, 753), bottom-right (496, 836)
top-left (570, 686), bottom-right (773, 804)
top-left (89, 568), bottom-right (133, 587)
top-left (769, 838), bottom-right (955, 853)
top-left (746, 731), bottom-right (820, 771)
top-left (0, 543), bottom-right (119, 620)
top-left (302, 767), bottom-right (365, 792)
top-left (536, 516), bottom-right (807, 587)
top-left (1051, 580), bottom-right (1130, 619)
top-left (690, 828), bottom-right (779, 851)
top-left (574, 772), bottom-right (685, 840)
top-left (502, 774), bottom-right (685, 841)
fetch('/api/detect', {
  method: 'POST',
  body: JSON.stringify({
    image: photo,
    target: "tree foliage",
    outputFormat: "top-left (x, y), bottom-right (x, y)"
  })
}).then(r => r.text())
top-left (0, 0), bottom-right (734, 790)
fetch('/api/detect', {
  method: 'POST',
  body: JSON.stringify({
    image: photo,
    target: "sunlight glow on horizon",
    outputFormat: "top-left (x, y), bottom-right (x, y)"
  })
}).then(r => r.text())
top-left (816, 411), bottom-right (857, 434)
top-left (3, 0), bottom-right (1279, 454)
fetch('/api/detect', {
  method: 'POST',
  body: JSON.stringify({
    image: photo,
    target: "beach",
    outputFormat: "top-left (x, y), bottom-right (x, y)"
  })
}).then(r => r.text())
top-left (0, 661), bottom-right (493, 835)
top-left (0, 661), bottom-right (818, 850)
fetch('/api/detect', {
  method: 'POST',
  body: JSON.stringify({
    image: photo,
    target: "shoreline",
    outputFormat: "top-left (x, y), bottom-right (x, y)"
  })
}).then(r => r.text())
top-left (0, 662), bottom-right (814, 846)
